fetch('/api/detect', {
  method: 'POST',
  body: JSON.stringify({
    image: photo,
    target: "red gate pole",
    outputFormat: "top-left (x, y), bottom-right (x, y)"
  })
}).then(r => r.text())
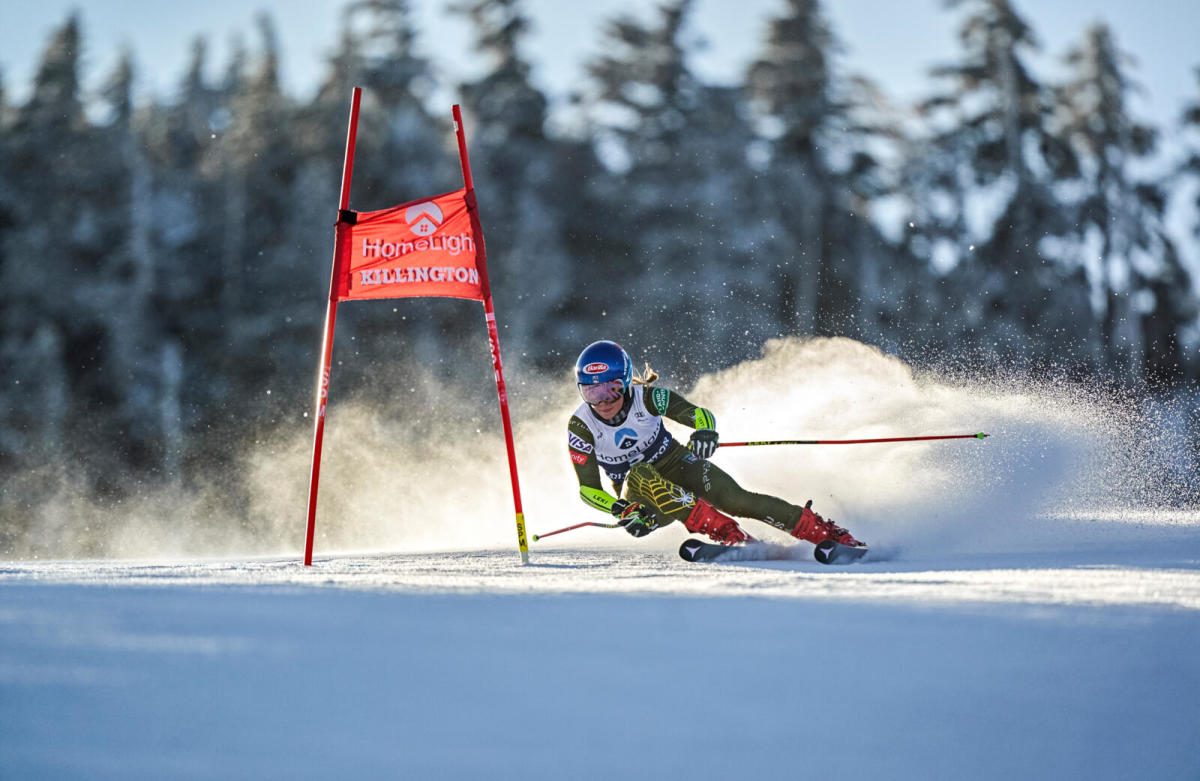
top-left (452, 105), bottom-right (530, 564)
top-left (304, 87), bottom-right (362, 566)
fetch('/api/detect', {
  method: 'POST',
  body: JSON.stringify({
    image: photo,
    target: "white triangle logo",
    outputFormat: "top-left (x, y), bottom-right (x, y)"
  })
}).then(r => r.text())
top-left (685, 544), bottom-right (702, 558)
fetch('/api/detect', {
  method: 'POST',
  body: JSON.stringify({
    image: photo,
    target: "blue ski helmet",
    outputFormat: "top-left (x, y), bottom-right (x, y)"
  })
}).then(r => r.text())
top-left (575, 341), bottom-right (632, 404)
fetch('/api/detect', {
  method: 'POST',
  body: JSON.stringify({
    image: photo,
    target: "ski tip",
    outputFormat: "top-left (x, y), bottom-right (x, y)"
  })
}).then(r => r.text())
top-left (679, 538), bottom-right (764, 563)
top-left (813, 540), bottom-right (836, 564)
top-left (814, 539), bottom-right (869, 565)
top-left (679, 539), bottom-right (707, 562)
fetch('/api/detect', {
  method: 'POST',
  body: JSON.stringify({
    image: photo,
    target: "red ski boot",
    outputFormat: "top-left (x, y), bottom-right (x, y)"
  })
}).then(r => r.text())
top-left (684, 499), bottom-right (751, 545)
top-left (789, 500), bottom-right (862, 547)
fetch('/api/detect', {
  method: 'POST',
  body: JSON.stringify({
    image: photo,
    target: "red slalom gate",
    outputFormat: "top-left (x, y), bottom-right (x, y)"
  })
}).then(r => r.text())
top-left (303, 92), bottom-right (528, 565)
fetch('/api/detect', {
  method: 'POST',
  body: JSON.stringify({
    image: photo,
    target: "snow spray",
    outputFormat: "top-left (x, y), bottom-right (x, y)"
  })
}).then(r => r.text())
top-left (683, 337), bottom-right (1200, 557)
top-left (7, 336), bottom-right (1196, 559)
top-left (269, 335), bottom-right (1197, 558)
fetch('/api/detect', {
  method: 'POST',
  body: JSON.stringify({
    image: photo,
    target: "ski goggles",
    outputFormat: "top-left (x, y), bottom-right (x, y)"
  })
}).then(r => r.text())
top-left (578, 379), bottom-right (626, 405)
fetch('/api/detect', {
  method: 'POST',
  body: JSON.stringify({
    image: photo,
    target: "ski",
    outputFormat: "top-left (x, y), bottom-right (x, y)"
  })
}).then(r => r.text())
top-left (678, 538), bottom-right (868, 565)
top-left (678, 539), bottom-right (792, 562)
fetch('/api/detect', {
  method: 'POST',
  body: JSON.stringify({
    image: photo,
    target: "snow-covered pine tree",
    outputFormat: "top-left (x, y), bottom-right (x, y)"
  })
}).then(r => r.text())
top-left (134, 38), bottom-right (242, 483)
top-left (914, 0), bottom-right (1091, 374)
top-left (1186, 67), bottom-right (1200, 243)
top-left (1143, 63), bottom-right (1200, 386)
top-left (331, 0), bottom-right (451, 207)
top-left (1, 14), bottom-right (107, 482)
top-left (745, 0), bottom-right (835, 337)
top-left (0, 65), bottom-right (15, 468)
top-left (585, 0), bottom-right (767, 377)
top-left (452, 0), bottom-right (575, 367)
top-left (680, 83), bottom-right (794, 365)
top-left (97, 50), bottom-right (181, 473)
top-left (201, 14), bottom-right (314, 428)
top-left (584, 0), bottom-right (704, 341)
top-left (745, 0), bottom-right (905, 346)
top-left (1058, 22), bottom-right (1181, 383)
top-left (0, 64), bottom-right (9, 136)
top-left (1177, 65), bottom-right (1200, 374)
top-left (142, 39), bottom-right (223, 286)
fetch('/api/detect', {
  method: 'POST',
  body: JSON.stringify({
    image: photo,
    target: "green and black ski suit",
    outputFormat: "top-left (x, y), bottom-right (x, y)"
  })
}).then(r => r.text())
top-left (567, 384), bottom-right (806, 534)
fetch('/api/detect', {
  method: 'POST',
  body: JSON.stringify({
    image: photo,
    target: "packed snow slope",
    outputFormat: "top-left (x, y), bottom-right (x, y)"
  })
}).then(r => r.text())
top-left (3, 337), bottom-right (1199, 779)
top-left (2, 544), bottom-right (1199, 780)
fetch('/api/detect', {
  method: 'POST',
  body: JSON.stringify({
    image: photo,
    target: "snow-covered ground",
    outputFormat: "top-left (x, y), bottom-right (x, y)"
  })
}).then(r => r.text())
top-left (3, 529), bottom-right (1199, 780)
top-left (3, 339), bottom-right (1199, 778)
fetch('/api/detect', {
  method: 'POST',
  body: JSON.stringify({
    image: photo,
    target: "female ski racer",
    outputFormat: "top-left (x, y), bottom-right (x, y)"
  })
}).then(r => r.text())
top-left (567, 340), bottom-right (863, 548)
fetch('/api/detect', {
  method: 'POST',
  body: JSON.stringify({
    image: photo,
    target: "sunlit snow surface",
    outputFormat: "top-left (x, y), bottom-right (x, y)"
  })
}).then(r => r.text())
top-left (3, 523), bottom-right (1200, 781)
top-left (5, 532), bottom-right (1200, 608)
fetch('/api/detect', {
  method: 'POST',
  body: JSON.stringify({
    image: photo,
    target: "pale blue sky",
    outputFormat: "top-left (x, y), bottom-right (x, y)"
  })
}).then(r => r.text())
top-left (1, 0), bottom-right (1196, 135)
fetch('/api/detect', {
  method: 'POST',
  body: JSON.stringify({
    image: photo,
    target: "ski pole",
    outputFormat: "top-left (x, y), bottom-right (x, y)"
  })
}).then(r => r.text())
top-left (530, 521), bottom-right (621, 542)
top-left (721, 433), bottom-right (988, 447)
